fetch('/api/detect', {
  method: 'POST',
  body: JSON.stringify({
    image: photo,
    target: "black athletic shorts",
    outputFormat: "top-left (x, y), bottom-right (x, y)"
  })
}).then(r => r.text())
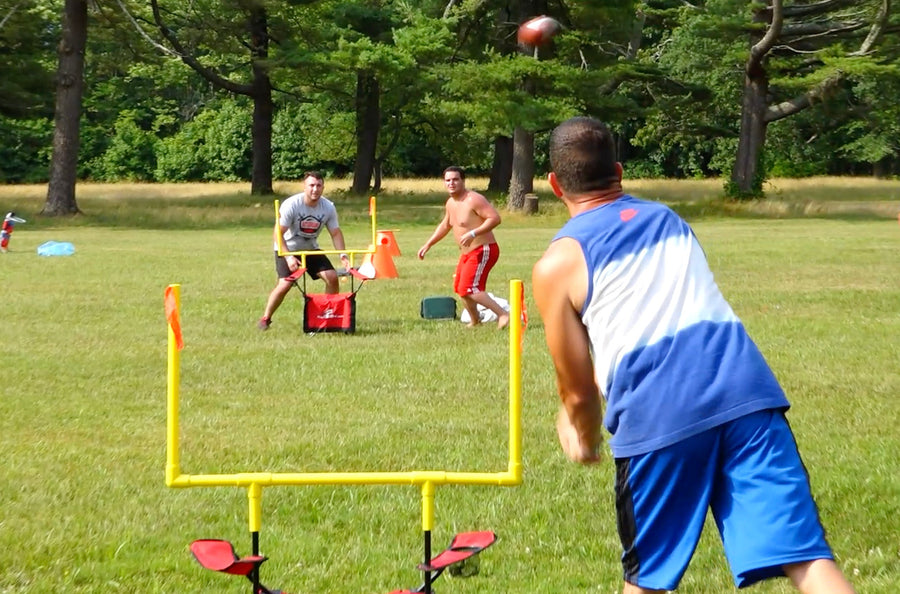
top-left (275, 252), bottom-right (335, 280)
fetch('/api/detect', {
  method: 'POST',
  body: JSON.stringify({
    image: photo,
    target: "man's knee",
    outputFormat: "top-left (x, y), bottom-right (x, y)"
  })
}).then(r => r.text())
top-left (319, 270), bottom-right (339, 293)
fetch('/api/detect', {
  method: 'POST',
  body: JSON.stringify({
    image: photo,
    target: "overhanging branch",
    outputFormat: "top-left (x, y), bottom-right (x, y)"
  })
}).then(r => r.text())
top-left (0, 0), bottom-right (23, 30)
top-left (850, 0), bottom-right (891, 55)
top-left (765, 71), bottom-right (843, 122)
top-left (113, 0), bottom-right (181, 58)
top-left (149, 0), bottom-right (252, 96)
top-left (751, 0), bottom-right (783, 66)
top-left (782, 20), bottom-right (867, 38)
top-left (764, 0), bottom-right (891, 121)
top-left (779, 0), bottom-right (858, 19)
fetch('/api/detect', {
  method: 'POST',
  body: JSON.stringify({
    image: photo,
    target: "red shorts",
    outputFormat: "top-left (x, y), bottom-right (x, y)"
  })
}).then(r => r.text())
top-left (454, 243), bottom-right (499, 296)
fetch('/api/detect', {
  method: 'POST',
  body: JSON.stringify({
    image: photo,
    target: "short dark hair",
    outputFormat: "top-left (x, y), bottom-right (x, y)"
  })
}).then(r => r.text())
top-left (549, 117), bottom-right (618, 194)
top-left (443, 165), bottom-right (465, 181)
top-left (303, 170), bottom-right (325, 182)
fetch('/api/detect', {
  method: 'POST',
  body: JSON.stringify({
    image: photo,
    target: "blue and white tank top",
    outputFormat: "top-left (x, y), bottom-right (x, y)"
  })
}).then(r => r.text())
top-left (553, 195), bottom-right (789, 457)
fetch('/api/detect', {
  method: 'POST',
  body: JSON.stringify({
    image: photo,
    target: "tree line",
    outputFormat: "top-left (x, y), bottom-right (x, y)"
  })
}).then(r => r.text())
top-left (1, 0), bottom-right (897, 215)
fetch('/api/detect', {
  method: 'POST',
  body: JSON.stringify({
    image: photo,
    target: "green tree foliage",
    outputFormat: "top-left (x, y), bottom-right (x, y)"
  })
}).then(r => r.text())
top-left (625, 0), bottom-right (744, 178)
top-left (0, 0), bottom-right (57, 182)
top-left (0, 0), bottom-right (57, 118)
top-left (833, 66), bottom-right (900, 176)
top-left (643, 0), bottom-right (900, 192)
top-left (156, 99), bottom-right (252, 181)
top-left (272, 0), bottom-right (461, 192)
top-left (89, 110), bottom-right (157, 181)
top-left (2, 0), bottom-right (899, 187)
top-left (0, 116), bottom-right (53, 182)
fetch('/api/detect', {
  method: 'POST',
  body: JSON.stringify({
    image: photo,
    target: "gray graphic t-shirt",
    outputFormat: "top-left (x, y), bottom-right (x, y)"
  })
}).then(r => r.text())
top-left (275, 193), bottom-right (339, 252)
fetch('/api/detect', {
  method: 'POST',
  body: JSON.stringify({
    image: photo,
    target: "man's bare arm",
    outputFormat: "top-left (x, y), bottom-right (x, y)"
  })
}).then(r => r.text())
top-left (532, 239), bottom-right (603, 463)
top-left (329, 227), bottom-right (350, 266)
top-left (470, 194), bottom-right (501, 234)
top-left (418, 210), bottom-right (452, 259)
top-left (329, 227), bottom-right (347, 251)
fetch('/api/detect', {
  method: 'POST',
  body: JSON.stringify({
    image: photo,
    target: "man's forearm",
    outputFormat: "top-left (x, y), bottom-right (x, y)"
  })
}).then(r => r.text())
top-left (561, 389), bottom-right (603, 451)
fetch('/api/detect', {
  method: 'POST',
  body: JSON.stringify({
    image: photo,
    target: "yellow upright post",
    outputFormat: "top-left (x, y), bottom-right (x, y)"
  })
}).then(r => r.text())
top-left (165, 284), bottom-right (181, 486)
top-left (421, 480), bottom-right (436, 593)
top-left (370, 196), bottom-right (377, 248)
top-left (508, 279), bottom-right (524, 482)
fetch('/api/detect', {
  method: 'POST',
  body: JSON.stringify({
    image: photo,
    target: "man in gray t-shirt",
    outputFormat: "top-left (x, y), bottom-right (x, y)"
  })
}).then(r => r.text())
top-left (258, 171), bottom-right (350, 330)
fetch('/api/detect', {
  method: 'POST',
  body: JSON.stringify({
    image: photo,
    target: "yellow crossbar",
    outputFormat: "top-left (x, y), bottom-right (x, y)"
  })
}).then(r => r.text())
top-left (165, 279), bottom-right (524, 532)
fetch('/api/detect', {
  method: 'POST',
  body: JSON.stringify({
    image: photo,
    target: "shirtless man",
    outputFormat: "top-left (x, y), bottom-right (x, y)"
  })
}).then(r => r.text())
top-left (418, 166), bottom-right (510, 329)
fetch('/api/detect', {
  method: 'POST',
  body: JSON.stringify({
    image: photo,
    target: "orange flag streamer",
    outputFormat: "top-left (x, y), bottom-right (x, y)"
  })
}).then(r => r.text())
top-left (164, 286), bottom-right (184, 350)
top-left (369, 196), bottom-right (375, 216)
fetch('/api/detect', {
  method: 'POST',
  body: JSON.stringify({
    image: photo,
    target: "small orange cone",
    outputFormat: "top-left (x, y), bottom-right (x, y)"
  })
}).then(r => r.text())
top-left (377, 229), bottom-right (401, 257)
top-left (360, 243), bottom-right (399, 279)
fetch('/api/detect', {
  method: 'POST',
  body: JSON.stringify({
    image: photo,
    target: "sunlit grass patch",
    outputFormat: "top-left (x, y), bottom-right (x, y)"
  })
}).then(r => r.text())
top-left (1, 187), bottom-right (897, 593)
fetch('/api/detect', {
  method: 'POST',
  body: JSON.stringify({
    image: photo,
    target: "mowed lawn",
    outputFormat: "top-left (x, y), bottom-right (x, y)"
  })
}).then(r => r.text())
top-left (1, 181), bottom-right (898, 593)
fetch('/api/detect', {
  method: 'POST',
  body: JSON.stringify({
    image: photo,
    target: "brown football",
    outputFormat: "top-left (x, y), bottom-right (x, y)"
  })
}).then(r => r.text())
top-left (517, 15), bottom-right (561, 47)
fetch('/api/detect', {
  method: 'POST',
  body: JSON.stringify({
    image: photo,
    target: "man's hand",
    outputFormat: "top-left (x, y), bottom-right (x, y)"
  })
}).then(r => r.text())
top-left (286, 255), bottom-right (299, 272)
top-left (459, 229), bottom-right (477, 248)
top-left (556, 406), bottom-right (602, 464)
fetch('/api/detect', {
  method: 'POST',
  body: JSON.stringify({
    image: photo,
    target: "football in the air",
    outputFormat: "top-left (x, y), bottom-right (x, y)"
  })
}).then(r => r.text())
top-left (517, 15), bottom-right (561, 47)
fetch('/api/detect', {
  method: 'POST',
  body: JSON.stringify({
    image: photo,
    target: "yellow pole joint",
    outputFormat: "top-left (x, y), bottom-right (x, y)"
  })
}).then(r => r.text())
top-left (248, 483), bottom-right (263, 533)
top-left (421, 481), bottom-right (435, 532)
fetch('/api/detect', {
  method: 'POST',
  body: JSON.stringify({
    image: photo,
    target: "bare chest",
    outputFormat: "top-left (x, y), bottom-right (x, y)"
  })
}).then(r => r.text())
top-left (447, 199), bottom-right (481, 228)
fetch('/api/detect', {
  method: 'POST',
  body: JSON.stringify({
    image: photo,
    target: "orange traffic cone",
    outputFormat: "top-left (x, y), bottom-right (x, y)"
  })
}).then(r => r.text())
top-left (376, 229), bottom-right (401, 257)
top-left (360, 243), bottom-right (399, 279)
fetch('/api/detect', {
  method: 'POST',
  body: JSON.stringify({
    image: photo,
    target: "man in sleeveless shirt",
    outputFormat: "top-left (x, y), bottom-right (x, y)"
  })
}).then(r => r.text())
top-left (532, 117), bottom-right (855, 593)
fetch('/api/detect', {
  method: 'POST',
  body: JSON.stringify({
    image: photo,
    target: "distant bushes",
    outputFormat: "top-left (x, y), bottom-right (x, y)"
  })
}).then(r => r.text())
top-left (0, 116), bottom-right (52, 183)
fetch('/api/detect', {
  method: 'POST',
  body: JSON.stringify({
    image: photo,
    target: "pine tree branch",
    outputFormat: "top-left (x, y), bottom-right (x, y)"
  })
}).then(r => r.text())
top-left (0, 0), bottom-right (23, 30)
top-left (112, 0), bottom-right (181, 58)
top-left (149, 0), bottom-right (253, 96)
top-left (779, 0), bottom-right (858, 19)
top-left (765, 72), bottom-right (843, 122)
top-left (750, 0), bottom-right (783, 67)
top-left (850, 0), bottom-right (891, 55)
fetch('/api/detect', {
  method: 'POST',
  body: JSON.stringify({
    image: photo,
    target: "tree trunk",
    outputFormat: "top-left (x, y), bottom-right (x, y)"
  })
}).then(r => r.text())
top-left (151, 0), bottom-right (274, 196)
top-left (506, 0), bottom-right (541, 211)
top-left (729, 0), bottom-right (781, 200)
top-left (43, 0), bottom-right (87, 216)
top-left (351, 70), bottom-right (379, 195)
top-left (249, 6), bottom-right (273, 195)
top-left (872, 157), bottom-right (898, 178)
top-left (488, 135), bottom-right (513, 193)
top-left (730, 66), bottom-right (769, 199)
top-left (507, 126), bottom-right (534, 211)
top-left (250, 82), bottom-right (273, 195)
top-left (372, 160), bottom-right (382, 193)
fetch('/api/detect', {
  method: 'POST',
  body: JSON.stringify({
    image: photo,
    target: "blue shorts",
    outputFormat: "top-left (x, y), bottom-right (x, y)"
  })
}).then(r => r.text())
top-left (614, 409), bottom-right (834, 590)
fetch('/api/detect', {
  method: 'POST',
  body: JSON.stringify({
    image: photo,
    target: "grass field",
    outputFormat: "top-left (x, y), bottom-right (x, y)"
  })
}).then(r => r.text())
top-left (1, 179), bottom-right (898, 593)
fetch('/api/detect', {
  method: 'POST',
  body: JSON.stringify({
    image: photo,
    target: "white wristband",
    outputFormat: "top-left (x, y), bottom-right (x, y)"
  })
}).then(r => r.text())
top-left (468, 230), bottom-right (477, 239)
top-left (340, 253), bottom-right (349, 260)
